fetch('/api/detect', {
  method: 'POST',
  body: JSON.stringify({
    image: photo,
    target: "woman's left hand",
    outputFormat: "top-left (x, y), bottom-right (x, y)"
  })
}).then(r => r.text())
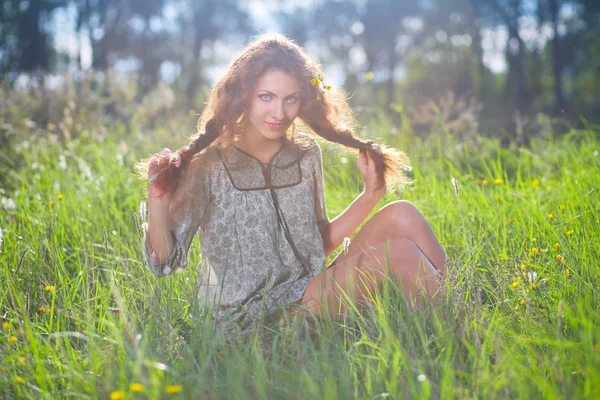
top-left (358, 139), bottom-right (386, 200)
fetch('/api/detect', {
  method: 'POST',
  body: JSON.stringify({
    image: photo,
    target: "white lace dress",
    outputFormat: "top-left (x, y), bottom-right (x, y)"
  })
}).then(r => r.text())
top-left (141, 133), bottom-right (330, 335)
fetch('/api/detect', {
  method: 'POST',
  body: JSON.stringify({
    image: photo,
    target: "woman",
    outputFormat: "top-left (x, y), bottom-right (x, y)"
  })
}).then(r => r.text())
top-left (136, 33), bottom-right (449, 335)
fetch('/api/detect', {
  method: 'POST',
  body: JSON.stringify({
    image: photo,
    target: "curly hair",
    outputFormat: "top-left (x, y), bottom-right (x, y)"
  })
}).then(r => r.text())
top-left (136, 33), bottom-right (411, 195)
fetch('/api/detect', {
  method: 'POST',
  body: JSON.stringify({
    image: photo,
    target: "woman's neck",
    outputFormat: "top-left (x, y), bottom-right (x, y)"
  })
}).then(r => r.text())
top-left (235, 134), bottom-right (285, 165)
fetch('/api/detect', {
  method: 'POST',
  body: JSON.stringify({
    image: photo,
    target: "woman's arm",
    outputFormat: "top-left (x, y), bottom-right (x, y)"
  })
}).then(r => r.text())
top-left (321, 191), bottom-right (380, 257)
top-left (318, 140), bottom-right (385, 257)
top-left (146, 194), bottom-right (175, 263)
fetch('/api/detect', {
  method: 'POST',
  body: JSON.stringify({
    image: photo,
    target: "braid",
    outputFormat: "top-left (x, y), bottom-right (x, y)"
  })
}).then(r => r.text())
top-left (137, 119), bottom-right (222, 197)
top-left (303, 119), bottom-right (411, 193)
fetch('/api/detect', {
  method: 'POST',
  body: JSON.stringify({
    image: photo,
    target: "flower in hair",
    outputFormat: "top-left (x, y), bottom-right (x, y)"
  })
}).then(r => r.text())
top-left (311, 74), bottom-right (331, 100)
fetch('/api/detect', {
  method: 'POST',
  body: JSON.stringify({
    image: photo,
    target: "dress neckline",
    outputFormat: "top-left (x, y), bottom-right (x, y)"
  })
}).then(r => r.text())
top-left (233, 137), bottom-right (286, 167)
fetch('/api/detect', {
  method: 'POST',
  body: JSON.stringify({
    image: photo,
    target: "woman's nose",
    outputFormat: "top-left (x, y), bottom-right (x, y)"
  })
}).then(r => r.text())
top-left (271, 101), bottom-right (285, 121)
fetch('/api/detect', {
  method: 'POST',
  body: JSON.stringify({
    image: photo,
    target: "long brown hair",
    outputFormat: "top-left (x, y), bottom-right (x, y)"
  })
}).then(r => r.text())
top-left (136, 33), bottom-right (412, 195)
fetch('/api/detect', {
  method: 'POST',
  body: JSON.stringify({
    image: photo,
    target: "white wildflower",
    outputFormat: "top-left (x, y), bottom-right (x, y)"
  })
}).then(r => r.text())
top-left (342, 237), bottom-right (351, 256)
top-left (451, 176), bottom-right (459, 197)
top-left (58, 155), bottom-right (67, 170)
top-left (594, 150), bottom-right (598, 157)
top-left (341, 157), bottom-right (348, 164)
top-left (527, 271), bottom-right (548, 286)
top-left (139, 201), bottom-right (147, 223)
top-left (0, 197), bottom-right (16, 210)
top-left (0, 227), bottom-right (3, 252)
top-left (417, 374), bottom-right (426, 382)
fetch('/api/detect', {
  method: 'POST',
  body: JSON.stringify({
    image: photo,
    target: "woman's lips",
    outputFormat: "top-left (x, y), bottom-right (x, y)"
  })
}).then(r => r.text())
top-left (265, 122), bottom-right (283, 130)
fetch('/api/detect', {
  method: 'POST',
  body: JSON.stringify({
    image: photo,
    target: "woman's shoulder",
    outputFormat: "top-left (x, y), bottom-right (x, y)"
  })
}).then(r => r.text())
top-left (293, 131), bottom-right (320, 152)
top-left (187, 145), bottom-right (221, 175)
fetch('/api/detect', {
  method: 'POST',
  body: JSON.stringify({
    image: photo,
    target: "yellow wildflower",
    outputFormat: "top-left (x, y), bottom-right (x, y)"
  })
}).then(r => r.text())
top-left (310, 77), bottom-right (321, 87)
top-left (365, 71), bottom-right (374, 81)
top-left (532, 179), bottom-right (540, 186)
top-left (566, 229), bottom-right (574, 236)
top-left (531, 237), bottom-right (537, 243)
top-left (532, 247), bottom-right (539, 255)
top-left (521, 263), bottom-right (527, 270)
top-left (494, 195), bottom-right (501, 201)
top-left (109, 391), bottom-right (125, 400)
top-left (565, 269), bottom-right (571, 276)
top-left (57, 193), bottom-right (64, 200)
top-left (38, 306), bottom-right (45, 312)
top-left (512, 281), bottom-right (519, 288)
top-left (45, 285), bottom-right (55, 291)
top-left (509, 218), bottom-right (515, 223)
top-left (482, 179), bottom-right (488, 185)
top-left (531, 283), bottom-right (537, 290)
top-left (165, 385), bottom-right (183, 394)
top-left (494, 178), bottom-right (503, 184)
top-left (559, 204), bottom-right (565, 211)
top-left (547, 213), bottom-right (553, 219)
top-left (2, 321), bottom-right (9, 329)
top-left (326, 85), bottom-right (332, 91)
top-left (18, 357), bottom-right (26, 364)
top-left (16, 376), bottom-right (26, 384)
top-left (556, 254), bottom-right (563, 260)
top-left (554, 242), bottom-right (560, 249)
top-left (129, 383), bottom-right (144, 393)
top-left (522, 271), bottom-right (526, 276)
top-left (9, 335), bottom-right (17, 344)
top-left (48, 201), bottom-right (55, 208)
top-left (521, 300), bottom-right (526, 305)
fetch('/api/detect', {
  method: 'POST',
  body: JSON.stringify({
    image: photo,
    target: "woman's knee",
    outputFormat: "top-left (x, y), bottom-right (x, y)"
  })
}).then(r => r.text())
top-left (383, 238), bottom-right (434, 276)
top-left (383, 200), bottom-right (423, 233)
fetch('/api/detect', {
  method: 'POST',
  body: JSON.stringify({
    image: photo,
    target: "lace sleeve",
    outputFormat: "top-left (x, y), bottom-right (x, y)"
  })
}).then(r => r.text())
top-left (140, 153), bottom-right (212, 278)
top-left (311, 141), bottom-right (330, 234)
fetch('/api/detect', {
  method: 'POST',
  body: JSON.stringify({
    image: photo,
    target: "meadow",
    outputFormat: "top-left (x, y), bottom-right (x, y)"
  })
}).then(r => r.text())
top-left (1, 106), bottom-right (599, 399)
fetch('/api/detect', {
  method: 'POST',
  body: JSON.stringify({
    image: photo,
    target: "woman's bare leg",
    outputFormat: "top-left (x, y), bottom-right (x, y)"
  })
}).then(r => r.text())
top-left (297, 238), bottom-right (442, 319)
top-left (328, 200), bottom-right (448, 276)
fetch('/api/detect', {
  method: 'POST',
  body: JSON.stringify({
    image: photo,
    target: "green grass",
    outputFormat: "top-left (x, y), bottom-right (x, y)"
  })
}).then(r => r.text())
top-left (1, 122), bottom-right (599, 399)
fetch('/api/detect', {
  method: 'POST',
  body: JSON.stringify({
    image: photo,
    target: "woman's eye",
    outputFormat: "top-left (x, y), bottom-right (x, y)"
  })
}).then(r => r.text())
top-left (287, 96), bottom-right (298, 104)
top-left (260, 94), bottom-right (271, 101)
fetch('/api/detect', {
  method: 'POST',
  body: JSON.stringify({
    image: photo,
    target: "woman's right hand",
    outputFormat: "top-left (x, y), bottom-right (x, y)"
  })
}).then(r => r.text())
top-left (148, 145), bottom-right (191, 199)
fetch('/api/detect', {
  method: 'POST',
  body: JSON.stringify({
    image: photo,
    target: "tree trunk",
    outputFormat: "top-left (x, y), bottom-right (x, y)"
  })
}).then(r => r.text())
top-left (549, 0), bottom-right (566, 113)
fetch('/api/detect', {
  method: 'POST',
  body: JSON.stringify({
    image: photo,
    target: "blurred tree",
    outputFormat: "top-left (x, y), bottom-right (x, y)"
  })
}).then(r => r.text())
top-left (0, 0), bottom-right (68, 82)
top-left (360, 0), bottom-right (421, 108)
top-left (536, 0), bottom-right (570, 114)
top-left (310, 0), bottom-right (362, 93)
top-left (74, 0), bottom-right (111, 70)
top-left (0, 0), bottom-right (21, 78)
top-left (175, 0), bottom-right (251, 106)
top-left (472, 0), bottom-right (532, 113)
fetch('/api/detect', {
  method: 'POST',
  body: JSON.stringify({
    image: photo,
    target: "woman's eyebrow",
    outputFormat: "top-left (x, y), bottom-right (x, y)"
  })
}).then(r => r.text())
top-left (258, 90), bottom-right (301, 98)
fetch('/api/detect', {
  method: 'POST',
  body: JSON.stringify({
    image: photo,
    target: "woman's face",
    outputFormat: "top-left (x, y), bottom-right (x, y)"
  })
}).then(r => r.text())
top-left (243, 69), bottom-right (302, 143)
